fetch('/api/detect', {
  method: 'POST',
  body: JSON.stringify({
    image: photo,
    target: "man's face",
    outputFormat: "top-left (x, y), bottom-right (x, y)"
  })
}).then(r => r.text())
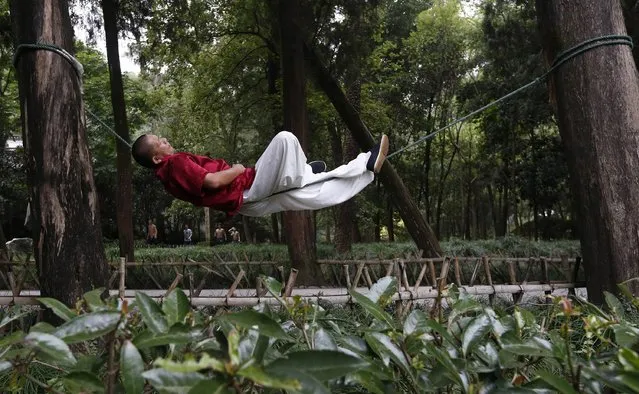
top-left (148, 134), bottom-right (175, 165)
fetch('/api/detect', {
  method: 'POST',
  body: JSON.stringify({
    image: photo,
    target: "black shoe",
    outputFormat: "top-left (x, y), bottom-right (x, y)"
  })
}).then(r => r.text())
top-left (366, 134), bottom-right (389, 173)
top-left (309, 160), bottom-right (327, 174)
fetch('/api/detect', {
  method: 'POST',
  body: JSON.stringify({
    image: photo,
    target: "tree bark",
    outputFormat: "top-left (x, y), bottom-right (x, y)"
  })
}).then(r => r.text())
top-left (536, 0), bottom-right (639, 303)
top-left (101, 0), bottom-right (134, 262)
top-left (335, 75), bottom-right (361, 253)
top-left (279, 0), bottom-right (321, 285)
top-left (304, 43), bottom-right (443, 257)
top-left (10, 0), bottom-right (109, 307)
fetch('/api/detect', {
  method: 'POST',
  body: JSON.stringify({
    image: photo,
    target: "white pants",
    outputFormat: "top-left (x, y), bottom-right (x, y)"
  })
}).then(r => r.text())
top-left (239, 131), bottom-right (374, 217)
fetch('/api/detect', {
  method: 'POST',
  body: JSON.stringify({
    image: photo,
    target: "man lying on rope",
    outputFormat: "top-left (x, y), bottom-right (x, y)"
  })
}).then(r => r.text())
top-left (131, 131), bottom-right (389, 217)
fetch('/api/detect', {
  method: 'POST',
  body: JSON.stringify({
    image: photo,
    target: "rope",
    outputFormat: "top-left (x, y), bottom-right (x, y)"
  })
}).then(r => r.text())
top-left (13, 43), bottom-right (84, 79)
top-left (13, 35), bottom-right (634, 158)
top-left (86, 108), bottom-right (132, 148)
top-left (13, 42), bottom-right (132, 149)
top-left (386, 34), bottom-right (633, 159)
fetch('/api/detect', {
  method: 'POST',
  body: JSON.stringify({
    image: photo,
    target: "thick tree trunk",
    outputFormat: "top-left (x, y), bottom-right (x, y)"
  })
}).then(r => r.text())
top-left (279, 0), bottom-right (321, 285)
top-left (536, 1), bottom-right (639, 303)
top-left (304, 43), bottom-right (443, 257)
top-left (10, 0), bottom-right (109, 307)
top-left (101, 0), bottom-right (134, 262)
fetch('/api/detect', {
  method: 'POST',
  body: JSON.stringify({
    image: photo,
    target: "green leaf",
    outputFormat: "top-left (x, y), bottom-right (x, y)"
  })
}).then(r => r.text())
top-left (537, 371), bottom-right (578, 394)
top-left (500, 338), bottom-right (554, 359)
top-left (267, 350), bottom-right (368, 381)
top-left (142, 369), bottom-right (207, 393)
top-left (261, 276), bottom-right (283, 296)
top-left (136, 291), bottom-right (169, 334)
top-left (37, 297), bottom-right (76, 321)
top-left (462, 314), bottom-right (491, 355)
top-left (366, 276), bottom-right (397, 304)
top-left (83, 288), bottom-right (106, 311)
top-left (162, 289), bottom-right (190, 326)
top-left (29, 322), bottom-right (56, 333)
top-left (365, 333), bottom-right (411, 377)
top-left (25, 332), bottom-right (76, 367)
top-left (154, 354), bottom-right (225, 373)
top-left (62, 371), bottom-right (105, 393)
top-left (313, 328), bottom-right (337, 350)
top-left (238, 365), bottom-right (301, 390)
top-left (424, 342), bottom-right (465, 388)
top-left (614, 324), bottom-right (639, 348)
top-left (272, 369), bottom-right (330, 394)
top-left (253, 335), bottom-right (269, 363)
top-left (582, 367), bottom-right (632, 393)
top-left (348, 289), bottom-right (396, 329)
top-left (54, 311), bottom-right (120, 344)
top-left (217, 310), bottom-right (288, 339)
top-left (227, 329), bottom-right (241, 366)
top-left (133, 324), bottom-right (202, 349)
top-left (448, 295), bottom-right (482, 326)
top-left (188, 378), bottom-right (233, 394)
top-left (0, 310), bottom-right (29, 330)
top-left (120, 340), bottom-right (145, 394)
top-left (618, 371), bottom-right (639, 392)
top-left (404, 310), bottom-right (428, 336)
top-left (351, 370), bottom-right (385, 394)
top-left (620, 348), bottom-right (639, 371)
top-left (421, 319), bottom-right (457, 346)
top-left (604, 291), bottom-right (625, 319)
top-left (0, 331), bottom-right (25, 348)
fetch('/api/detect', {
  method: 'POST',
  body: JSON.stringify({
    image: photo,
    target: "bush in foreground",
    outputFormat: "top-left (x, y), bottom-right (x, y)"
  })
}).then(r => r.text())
top-left (1, 276), bottom-right (635, 393)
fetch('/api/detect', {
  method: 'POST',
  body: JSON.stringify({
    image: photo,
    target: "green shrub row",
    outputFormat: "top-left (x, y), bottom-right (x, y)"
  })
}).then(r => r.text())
top-left (106, 237), bottom-right (582, 263)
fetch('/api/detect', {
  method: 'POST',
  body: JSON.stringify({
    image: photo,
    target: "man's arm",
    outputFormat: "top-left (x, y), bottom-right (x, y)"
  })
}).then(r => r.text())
top-left (203, 164), bottom-right (245, 190)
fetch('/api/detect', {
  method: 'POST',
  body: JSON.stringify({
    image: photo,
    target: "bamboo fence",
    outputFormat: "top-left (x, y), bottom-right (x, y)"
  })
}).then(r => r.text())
top-left (0, 254), bottom-right (584, 307)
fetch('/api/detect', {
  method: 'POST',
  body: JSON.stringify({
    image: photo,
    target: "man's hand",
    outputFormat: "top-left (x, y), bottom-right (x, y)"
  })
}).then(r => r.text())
top-left (203, 164), bottom-right (246, 190)
top-left (231, 163), bottom-right (245, 172)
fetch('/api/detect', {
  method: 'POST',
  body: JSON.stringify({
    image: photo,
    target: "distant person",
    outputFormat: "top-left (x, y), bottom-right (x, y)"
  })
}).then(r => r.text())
top-left (214, 223), bottom-right (227, 245)
top-left (147, 219), bottom-right (158, 245)
top-left (183, 224), bottom-right (193, 246)
top-left (229, 227), bottom-right (241, 243)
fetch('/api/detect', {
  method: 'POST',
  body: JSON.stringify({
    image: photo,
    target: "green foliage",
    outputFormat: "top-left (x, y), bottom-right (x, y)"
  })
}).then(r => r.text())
top-left (4, 278), bottom-right (639, 393)
top-left (106, 238), bottom-right (580, 263)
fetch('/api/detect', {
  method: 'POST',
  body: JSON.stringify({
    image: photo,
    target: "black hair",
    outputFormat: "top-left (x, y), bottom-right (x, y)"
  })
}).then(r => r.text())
top-left (131, 134), bottom-right (156, 169)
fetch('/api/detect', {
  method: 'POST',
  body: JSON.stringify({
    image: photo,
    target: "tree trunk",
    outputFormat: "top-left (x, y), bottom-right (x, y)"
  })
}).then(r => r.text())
top-left (304, 43), bottom-right (442, 257)
top-left (10, 0), bottom-right (109, 307)
top-left (335, 76), bottom-right (361, 254)
top-left (101, 0), bottom-right (134, 262)
top-left (270, 213), bottom-right (280, 243)
top-left (241, 215), bottom-right (252, 244)
top-left (279, 0), bottom-right (321, 285)
top-left (204, 208), bottom-right (213, 245)
top-left (387, 197), bottom-right (395, 242)
top-left (536, 0), bottom-right (639, 303)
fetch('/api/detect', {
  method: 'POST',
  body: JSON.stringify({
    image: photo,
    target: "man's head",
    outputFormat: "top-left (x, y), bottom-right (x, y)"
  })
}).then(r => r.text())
top-left (132, 134), bottom-right (175, 169)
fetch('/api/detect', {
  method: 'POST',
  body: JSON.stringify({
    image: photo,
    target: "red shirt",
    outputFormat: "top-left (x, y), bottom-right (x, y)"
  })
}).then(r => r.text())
top-left (154, 152), bottom-right (256, 215)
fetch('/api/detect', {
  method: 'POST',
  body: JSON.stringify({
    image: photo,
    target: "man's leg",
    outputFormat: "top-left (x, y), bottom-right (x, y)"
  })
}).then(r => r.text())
top-left (243, 131), bottom-right (311, 203)
top-left (239, 152), bottom-right (374, 216)
top-left (240, 133), bottom-right (388, 216)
